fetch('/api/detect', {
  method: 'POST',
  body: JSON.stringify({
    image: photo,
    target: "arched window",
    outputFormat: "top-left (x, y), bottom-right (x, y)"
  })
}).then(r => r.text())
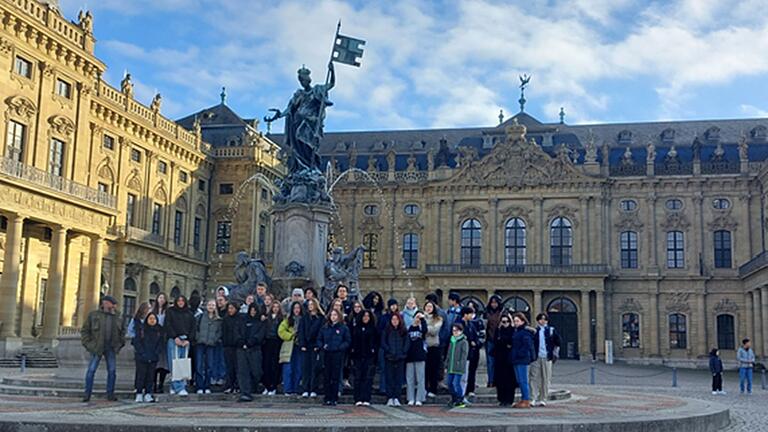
top-left (363, 233), bottom-right (378, 269)
top-left (713, 230), bottom-right (732, 269)
top-left (550, 217), bottom-right (572, 266)
top-left (505, 218), bottom-right (526, 266)
top-left (620, 231), bottom-right (638, 269)
top-left (547, 296), bottom-right (577, 313)
top-left (716, 314), bottom-right (735, 350)
top-left (170, 286), bottom-right (181, 300)
top-left (460, 296), bottom-right (485, 316)
top-left (502, 296), bottom-right (531, 321)
top-left (622, 313), bottom-right (640, 348)
top-left (461, 218), bottom-right (482, 266)
top-left (149, 282), bottom-right (160, 296)
top-left (668, 313), bottom-right (687, 349)
top-left (402, 233), bottom-right (419, 269)
top-left (666, 231), bottom-right (684, 269)
top-left (124, 277), bottom-right (137, 292)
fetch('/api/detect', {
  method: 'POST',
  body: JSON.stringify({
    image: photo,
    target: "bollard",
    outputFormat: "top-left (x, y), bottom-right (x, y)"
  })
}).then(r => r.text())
top-left (20, 354), bottom-right (26, 373)
top-left (590, 365), bottom-right (596, 385)
top-left (672, 367), bottom-right (677, 387)
top-left (762, 369), bottom-right (766, 390)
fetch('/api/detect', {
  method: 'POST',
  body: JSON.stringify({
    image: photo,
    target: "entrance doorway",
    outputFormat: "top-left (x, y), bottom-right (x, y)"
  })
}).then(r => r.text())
top-left (547, 296), bottom-right (579, 360)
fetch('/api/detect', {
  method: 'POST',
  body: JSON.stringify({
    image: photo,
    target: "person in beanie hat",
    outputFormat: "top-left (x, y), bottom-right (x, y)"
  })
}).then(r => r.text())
top-left (81, 295), bottom-right (125, 402)
top-left (282, 288), bottom-right (305, 315)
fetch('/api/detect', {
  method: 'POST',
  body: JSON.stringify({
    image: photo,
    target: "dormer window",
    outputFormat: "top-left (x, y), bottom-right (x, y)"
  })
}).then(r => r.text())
top-left (751, 126), bottom-right (767, 142)
top-left (704, 126), bottom-right (721, 142)
top-left (660, 128), bottom-right (675, 144)
top-left (617, 130), bottom-right (633, 145)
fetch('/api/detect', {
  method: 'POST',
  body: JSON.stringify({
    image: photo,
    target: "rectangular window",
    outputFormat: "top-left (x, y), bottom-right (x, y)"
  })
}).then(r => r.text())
top-left (716, 314), bottom-right (735, 350)
top-left (620, 231), bottom-right (638, 269)
top-left (157, 161), bottom-right (167, 174)
top-left (123, 296), bottom-right (136, 328)
top-left (126, 193), bottom-right (137, 227)
top-left (174, 211), bottom-right (183, 246)
top-left (403, 233), bottom-right (419, 269)
top-left (258, 224), bottom-right (266, 257)
top-left (219, 183), bottom-right (233, 195)
top-left (666, 231), bottom-right (684, 269)
top-left (179, 171), bottom-right (188, 183)
top-left (216, 221), bottom-right (232, 253)
top-left (48, 138), bottom-right (65, 177)
top-left (130, 148), bottom-right (141, 163)
top-left (621, 313), bottom-right (640, 348)
top-left (151, 203), bottom-right (162, 235)
top-left (56, 79), bottom-right (72, 99)
top-left (5, 120), bottom-right (26, 162)
top-left (98, 182), bottom-right (109, 194)
top-left (668, 314), bottom-right (687, 349)
top-left (260, 187), bottom-right (268, 200)
top-left (193, 217), bottom-right (202, 251)
top-left (14, 56), bottom-right (32, 79)
top-left (198, 179), bottom-right (206, 192)
top-left (103, 134), bottom-right (114, 150)
top-left (363, 233), bottom-right (378, 269)
top-left (713, 230), bottom-right (732, 269)
top-left (35, 278), bottom-right (47, 327)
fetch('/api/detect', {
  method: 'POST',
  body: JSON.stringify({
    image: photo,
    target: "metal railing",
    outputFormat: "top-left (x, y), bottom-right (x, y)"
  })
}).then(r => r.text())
top-left (425, 263), bottom-right (609, 275)
top-left (655, 162), bottom-right (693, 176)
top-left (740, 251), bottom-right (768, 277)
top-left (609, 164), bottom-right (646, 177)
top-left (0, 157), bottom-right (116, 208)
top-left (701, 161), bottom-right (740, 175)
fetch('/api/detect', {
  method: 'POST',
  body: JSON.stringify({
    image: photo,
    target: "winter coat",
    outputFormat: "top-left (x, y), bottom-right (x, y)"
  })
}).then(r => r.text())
top-left (265, 314), bottom-right (282, 340)
top-left (297, 314), bottom-right (324, 350)
top-left (493, 325), bottom-right (515, 366)
top-left (221, 313), bottom-right (241, 348)
top-left (278, 318), bottom-right (298, 363)
top-left (462, 319), bottom-right (481, 354)
top-left (349, 321), bottom-right (378, 360)
top-left (132, 321), bottom-right (164, 363)
top-left (439, 306), bottom-right (462, 347)
top-left (509, 326), bottom-right (536, 365)
top-left (318, 321), bottom-right (351, 353)
top-left (424, 314), bottom-right (443, 348)
top-left (405, 321), bottom-right (428, 363)
top-left (446, 334), bottom-right (469, 375)
top-left (485, 300), bottom-right (502, 342)
top-left (81, 309), bottom-right (125, 355)
top-left (165, 305), bottom-right (196, 342)
top-left (381, 327), bottom-right (410, 362)
top-left (196, 313), bottom-right (222, 346)
top-left (709, 354), bottom-right (724, 374)
top-left (237, 314), bottom-right (266, 349)
top-left (402, 306), bottom-right (418, 329)
top-left (533, 325), bottom-right (561, 361)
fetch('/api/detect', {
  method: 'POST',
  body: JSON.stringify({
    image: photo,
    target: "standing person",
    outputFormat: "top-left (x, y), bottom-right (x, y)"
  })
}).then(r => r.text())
top-left (402, 297), bottom-right (418, 329)
top-left (737, 338), bottom-right (755, 394)
top-left (279, 301), bottom-right (303, 396)
top-left (212, 296), bottom-right (228, 386)
top-left (127, 303), bottom-right (151, 338)
top-left (377, 298), bottom-right (401, 394)
top-left (262, 301), bottom-right (283, 395)
top-left (439, 293), bottom-right (463, 372)
top-left (81, 296), bottom-right (125, 402)
top-left (216, 295), bottom-right (228, 318)
top-left (152, 293), bottom-right (170, 393)
top-left (255, 282), bottom-right (268, 305)
top-left (529, 312), bottom-right (560, 407)
top-left (165, 295), bottom-right (196, 396)
top-left (195, 299), bottom-right (222, 395)
top-left (709, 348), bottom-right (725, 395)
top-left (298, 298), bottom-right (324, 398)
top-left (240, 294), bottom-right (255, 314)
top-left (510, 313), bottom-right (535, 409)
top-left (350, 310), bottom-right (377, 406)
top-left (426, 292), bottom-right (448, 385)
top-left (445, 323), bottom-right (468, 408)
top-left (221, 302), bottom-right (241, 394)
top-left (381, 313), bottom-right (409, 406)
top-left (405, 312), bottom-right (428, 406)
top-left (344, 300), bottom-right (365, 389)
top-left (484, 295), bottom-right (502, 388)
top-left (132, 312), bottom-right (163, 402)
top-left (304, 286), bottom-right (318, 306)
top-left (336, 285), bottom-right (353, 316)
top-left (282, 288), bottom-right (305, 315)
top-left (363, 291), bottom-right (384, 323)
top-left (423, 301), bottom-right (443, 398)
top-left (494, 313), bottom-right (517, 407)
top-left (236, 303), bottom-right (266, 402)
top-left (318, 309), bottom-right (351, 406)
top-left (459, 306), bottom-right (480, 398)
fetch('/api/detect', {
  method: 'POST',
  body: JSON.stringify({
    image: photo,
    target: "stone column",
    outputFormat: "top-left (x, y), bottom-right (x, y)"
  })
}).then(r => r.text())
top-left (579, 197), bottom-right (588, 264)
top-left (0, 213), bottom-right (25, 338)
top-left (534, 196), bottom-right (543, 263)
top-left (745, 292), bottom-right (754, 349)
top-left (85, 235), bottom-right (104, 315)
top-left (490, 198), bottom-right (499, 264)
top-left (696, 292), bottom-right (706, 357)
top-left (755, 290), bottom-right (764, 359)
top-left (139, 266), bottom-right (150, 304)
top-left (762, 287), bottom-right (768, 358)
top-left (533, 290), bottom-right (542, 316)
top-left (649, 291), bottom-right (659, 356)
top-left (580, 290), bottom-right (591, 358)
top-left (112, 241), bottom-right (126, 305)
top-left (41, 225), bottom-right (68, 340)
top-left (596, 290), bottom-right (605, 358)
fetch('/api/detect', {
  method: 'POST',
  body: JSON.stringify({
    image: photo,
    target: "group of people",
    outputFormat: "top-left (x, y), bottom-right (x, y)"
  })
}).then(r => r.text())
top-left (81, 285), bottom-right (562, 408)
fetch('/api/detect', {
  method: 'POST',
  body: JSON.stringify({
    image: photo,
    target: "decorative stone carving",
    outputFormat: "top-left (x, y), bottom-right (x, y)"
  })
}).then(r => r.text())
top-left (97, 158), bottom-right (115, 182)
top-left (739, 132), bottom-right (749, 160)
top-left (0, 37), bottom-right (13, 56)
top-left (546, 204), bottom-right (578, 227)
top-left (176, 195), bottom-right (188, 211)
top-left (359, 216), bottom-right (383, 234)
top-left (195, 203), bottom-right (206, 216)
top-left (78, 10), bottom-right (93, 34)
top-left (153, 183), bottom-right (168, 202)
top-left (5, 95), bottom-right (37, 120)
top-left (499, 206), bottom-right (533, 228)
top-left (621, 147), bottom-right (634, 166)
top-left (614, 212), bottom-right (644, 231)
top-left (426, 149), bottom-right (435, 171)
top-left (618, 297), bottom-right (643, 312)
top-left (584, 130), bottom-right (597, 163)
top-left (708, 212), bottom-right (738, 231)
top-left (456, 206), bottom-right (488, 227)
top-left (125, 263), bottom-right (147, 279)
top-left (273, 169), bottom-right (330, 205)
top-left (121, 73), bottom-right (134, 99)
top-left (458, 146), bottom-right (478, 168)
top-left (406, 154), bottom-right (417, 172)
top-left (714, 298), bottom-right (739, 314)
top-left (751, 125), bottom-right (767, 141)
top-left (660, 212), bottom-right (690, 231)
top-left (285, 261), bottom-right (305, 278)
top-left (434, 138), bottom-right (455, 168)
top-left (150, 93), bottom-right (162, 113)
top-left (48, 115), bottom-right (75, 137)
top-left (386, 150), bottom-right (396, 171)
top-left (225, 251), bottom-right (271, 305)
top-left (646, 140), bottom-right (656, 163)
top-left (126, 168), bottom-right (142, 192)
top-left (367, 155), bottom-right (378, 172)
top-left (399, 218), bottom-right (424, 233)
top-left (666, 292), bottom-right (691, 313)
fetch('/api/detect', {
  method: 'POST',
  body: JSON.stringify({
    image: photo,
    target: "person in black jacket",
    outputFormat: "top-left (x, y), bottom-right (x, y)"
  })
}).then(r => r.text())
top-left (236, 302), bottom-right (266, 402)
top-left (350, 310), bottom-right (377, 406)
top-left (493, 313), bottom-right (517, 406)
top-left (221, 303), bottom-right (240, 394)
top-left (709, 348), bottom-right (724, 395)
top-left (381, 313), bottom-right (410, 406)
top-left (165, 295), bottom-right (196, 396)
top-left (298, 298), bottom-right (324, 398)
top-left (132, 312), bottom-right (164, 403)
top-left (318, 309), bottom-right (351, 405)
top-left (262, 301), bottom-right (283, 395)
top-left (459, 306), bottom-right (480, 398)
top-left (405, 312), bottom-right (428, 406)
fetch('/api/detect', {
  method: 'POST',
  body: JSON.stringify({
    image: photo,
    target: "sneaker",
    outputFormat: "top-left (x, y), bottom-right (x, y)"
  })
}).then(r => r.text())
top-left (262, 389), bottom-right (269, 395)
top-left (454, 402), bottom-right (466, 408)
top-left (415, 401), bottom-right (422, 406)
top-left (144, 394), bottom-right (155, 403)
top-left (135, 394), bottom-right (144, 403)
top-left (539, 400), bottom-right (547, 407)
top-left (205, 389), bottom-right (211, 394)
top-left (301, 392), bottom-right (309, 398)
top-left (170, 389), bottom-right (177, 395)
top-left (712, 391), bottom-right (718, 395)
top-left (107, 394), bottom-right (118, 402)
top-left (720, 390), bottom-right (727, 395)
top-left (355, 401), bottom-right (363, 406)
top-left (238, 395), bottom-right (253, 402)
top-left (427, 392), bottom-right (436, 398)
top-left (197, 389), bottom-right (204, 395)
top-left (310, 392), bottom-right (318, 398)
top-left (81, 395), bottom-right (91, 403)
top-left (407, 400), bottom-right (414, 406)
top-left (386, 399), bottom-right (394, 407)
top-left (362, 402), bottom-right (370, 406)
top-left (393, 398), bottom-right (401, 406)
top-left (468, 392), bottom-right (476, 397)
top-left (223, 388), bottom-right (232, 394)
top-left (178, 389), bottom-right (189, 397)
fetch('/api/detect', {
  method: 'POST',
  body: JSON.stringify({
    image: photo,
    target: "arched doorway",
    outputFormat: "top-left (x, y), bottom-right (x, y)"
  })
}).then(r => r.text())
top-left (501, 296), bottom-right (531, 322)
top-left (547, 296), bottom-right (579, 360)
top-left (460, 295), bottom-right (485, 316)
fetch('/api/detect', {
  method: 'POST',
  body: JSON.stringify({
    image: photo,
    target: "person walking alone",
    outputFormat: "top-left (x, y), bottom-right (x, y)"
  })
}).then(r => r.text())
top-left (81, 296), bottom-right (125, 402)
top-left (737, 338), bottom-right (755, 394)
top-left (709, 348), bottom-right (725, 395)
top-left (529, 313), bottom-right (560, 407)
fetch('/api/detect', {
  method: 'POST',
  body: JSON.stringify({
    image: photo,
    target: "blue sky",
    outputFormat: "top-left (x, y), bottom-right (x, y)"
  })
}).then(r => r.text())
top-left (59, 0), bottom-right (768, 132)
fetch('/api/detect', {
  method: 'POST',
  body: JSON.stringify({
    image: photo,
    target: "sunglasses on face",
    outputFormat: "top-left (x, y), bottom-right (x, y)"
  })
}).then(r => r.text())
top-left (501, 320), bottom-right (510, 324)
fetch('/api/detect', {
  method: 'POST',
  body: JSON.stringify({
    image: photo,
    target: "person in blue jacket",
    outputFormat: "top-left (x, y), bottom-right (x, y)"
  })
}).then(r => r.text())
top-left (318, 309), bottom-right (351, 406)
top-left (298, 298), bottom-right (324, 398)
top-left (509, 312), bottom-right (535, 409)
top-left (132, 312), bottom-right (164, 403)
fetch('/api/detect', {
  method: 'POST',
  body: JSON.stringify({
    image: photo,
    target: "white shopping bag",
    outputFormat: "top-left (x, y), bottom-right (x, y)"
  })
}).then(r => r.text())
top-left (171, 346), bottom-right (192, 381)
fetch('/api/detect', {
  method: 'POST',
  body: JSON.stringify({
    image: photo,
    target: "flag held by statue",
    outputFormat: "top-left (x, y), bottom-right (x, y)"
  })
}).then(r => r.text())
top-left (332, 33), bottom-right (365, 67)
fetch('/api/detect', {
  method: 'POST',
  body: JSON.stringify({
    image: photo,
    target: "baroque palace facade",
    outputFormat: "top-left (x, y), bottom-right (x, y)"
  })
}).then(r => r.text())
top-left (2, 0), bottom-right (768, 366)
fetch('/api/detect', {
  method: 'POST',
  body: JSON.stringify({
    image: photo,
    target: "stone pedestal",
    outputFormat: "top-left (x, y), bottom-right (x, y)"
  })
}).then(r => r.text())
top-left (271, 203), bottom-right (332, 298)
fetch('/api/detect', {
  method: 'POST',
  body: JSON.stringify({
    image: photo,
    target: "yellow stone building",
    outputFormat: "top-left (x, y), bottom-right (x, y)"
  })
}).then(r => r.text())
top-left (0, 0), bottom-right (281, 357)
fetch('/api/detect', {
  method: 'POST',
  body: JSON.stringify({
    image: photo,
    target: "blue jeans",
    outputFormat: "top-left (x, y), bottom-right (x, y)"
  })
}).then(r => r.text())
top-left (282, 348), bottom-right (302, 394)
top-left (212, 344), bottom-right (226, 381)
top-left (84, 351), bottom-right (116, 396)
top-left (167, 339), bottom-right (189, 393)
top-left (514, 364), bottom-right (530, 401)
top-left (739, 367), bottom-right (753, 393)
top-left (195, 345), bottom-right (216, 391)
top-left (485, 340), bottom-right (495, 385)
top-left (447, 373), bottom-right (463, 403)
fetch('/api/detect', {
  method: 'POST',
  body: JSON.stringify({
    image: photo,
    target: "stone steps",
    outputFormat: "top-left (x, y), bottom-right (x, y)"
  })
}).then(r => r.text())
top-left (0, 345), bottom-right (59, 369)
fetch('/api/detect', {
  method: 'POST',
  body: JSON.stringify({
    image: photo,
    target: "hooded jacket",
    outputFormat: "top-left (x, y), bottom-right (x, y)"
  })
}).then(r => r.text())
top-left (493, 324), bottom-right (515, 366)
top-left (221, 312), bottom-right (242, 348)
top-left (485, 295), bottom-right (503, 342)
top-left (709, 352), bottom-right (723, 374)
top-left (236, 304), bottom-right (266, 349)
top-left (133, 319), bottom-right (164, 363)
top-left (446, 333), bottom-right (469, 374)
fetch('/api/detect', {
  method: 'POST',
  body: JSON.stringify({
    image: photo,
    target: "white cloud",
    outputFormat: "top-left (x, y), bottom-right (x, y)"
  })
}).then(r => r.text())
top-left (741, 104), bottom-right (768, 118)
